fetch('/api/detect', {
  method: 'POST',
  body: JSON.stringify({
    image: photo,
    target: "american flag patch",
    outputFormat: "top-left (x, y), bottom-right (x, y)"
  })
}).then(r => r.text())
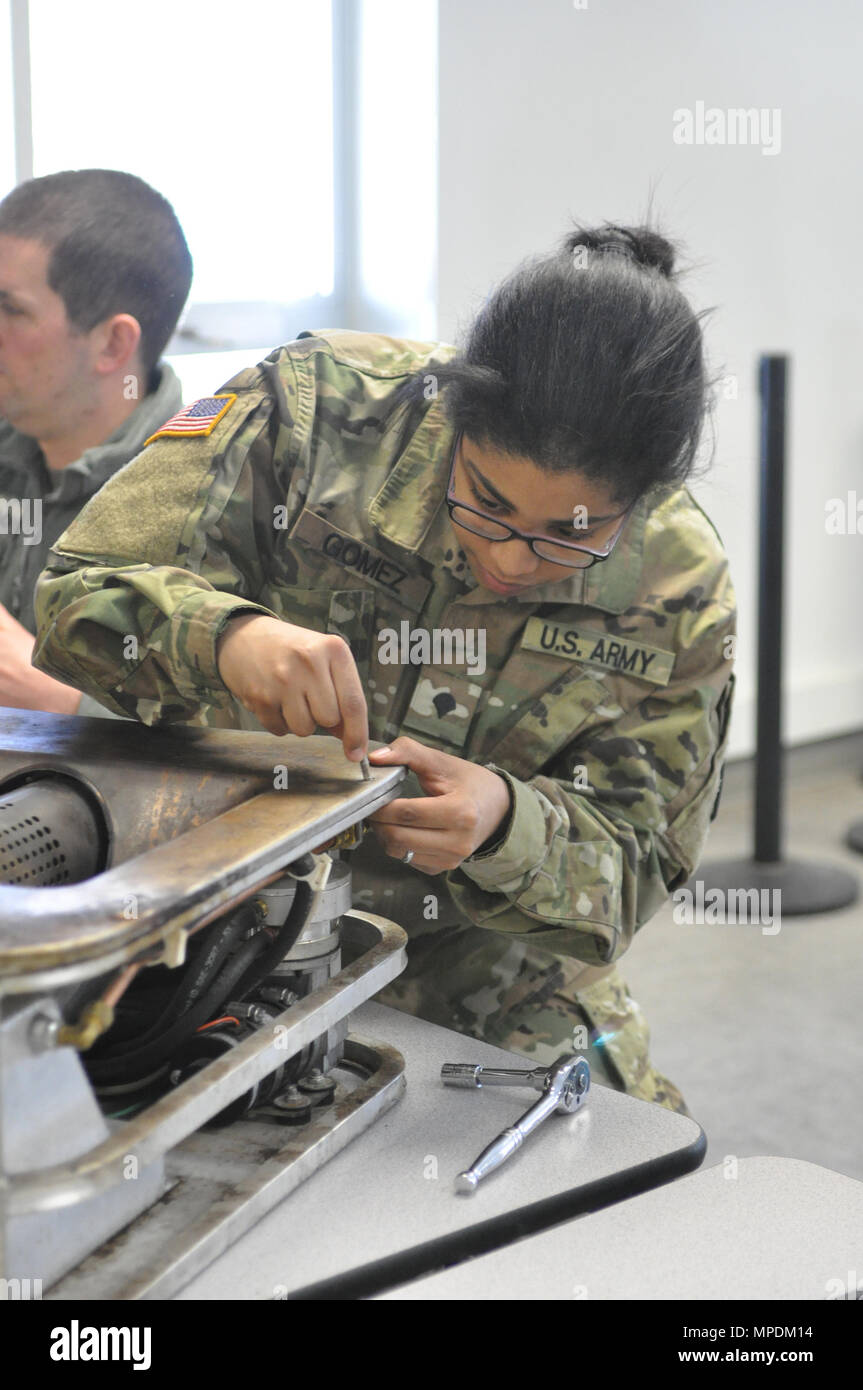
top-left (144, 393), bottom-right (238, 446)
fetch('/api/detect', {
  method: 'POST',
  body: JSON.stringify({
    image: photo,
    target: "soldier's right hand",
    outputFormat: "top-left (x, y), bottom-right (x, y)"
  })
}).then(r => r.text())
top-left (216, 613), bottom-right (369, 761)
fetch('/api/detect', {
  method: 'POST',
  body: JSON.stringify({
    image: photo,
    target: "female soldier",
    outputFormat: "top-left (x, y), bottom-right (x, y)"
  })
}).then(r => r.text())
top-left (33, 222), bottom-right (736, 1115)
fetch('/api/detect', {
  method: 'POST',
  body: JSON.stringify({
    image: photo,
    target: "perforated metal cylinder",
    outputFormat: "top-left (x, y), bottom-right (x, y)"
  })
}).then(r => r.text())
top-left (0, 780), bottom-right (102, 886)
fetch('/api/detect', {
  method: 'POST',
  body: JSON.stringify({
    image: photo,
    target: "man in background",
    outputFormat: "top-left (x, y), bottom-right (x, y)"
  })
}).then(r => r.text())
top-left (0, 168), bottom-right (192, 716)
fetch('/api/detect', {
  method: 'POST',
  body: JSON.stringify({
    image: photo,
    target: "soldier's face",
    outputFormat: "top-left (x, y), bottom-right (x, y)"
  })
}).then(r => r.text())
top-left (451, 434), bottom-right (628, 595)
top-left (0, 234), bottom-right (98, 438)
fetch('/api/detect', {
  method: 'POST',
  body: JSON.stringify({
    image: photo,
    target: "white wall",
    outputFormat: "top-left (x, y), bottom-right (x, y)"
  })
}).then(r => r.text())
top-left (436, 0), bottom-right (863, 760)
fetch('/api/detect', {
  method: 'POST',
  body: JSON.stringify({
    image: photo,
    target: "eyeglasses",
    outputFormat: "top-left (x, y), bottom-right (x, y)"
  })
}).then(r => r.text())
top-left (445, 433), bottom-right (635, 569)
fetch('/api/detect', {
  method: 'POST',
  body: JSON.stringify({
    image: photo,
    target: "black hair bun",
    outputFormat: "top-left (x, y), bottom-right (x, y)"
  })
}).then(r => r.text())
top-left (563, 223), bottom-right (676, 277)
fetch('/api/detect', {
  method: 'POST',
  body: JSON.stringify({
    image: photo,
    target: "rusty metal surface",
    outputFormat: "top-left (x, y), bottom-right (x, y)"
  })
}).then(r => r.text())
top-left (3, 913), bottom-right (406, 1215)
top-left (47, 1037), bottom-right (407, 1301)
top-left (0, 709), bottom-right (405, 983)
top-left (0, 707), bottom-right (394, 865)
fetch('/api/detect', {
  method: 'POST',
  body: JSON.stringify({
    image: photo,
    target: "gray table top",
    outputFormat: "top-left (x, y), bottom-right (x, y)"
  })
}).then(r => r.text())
top-left (178, 1001), bottom-right (704, 1299)
top-left (377, 1156), bottom-right (863, 1300)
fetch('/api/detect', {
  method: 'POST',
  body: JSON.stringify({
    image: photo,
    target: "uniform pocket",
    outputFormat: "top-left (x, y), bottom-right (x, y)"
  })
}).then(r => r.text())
top-left (483, 666), bottom-right (612, 779)
top-left (662, 672), bottom-right (736, 879)
top-left (269, 583), bottom-right (375, 688)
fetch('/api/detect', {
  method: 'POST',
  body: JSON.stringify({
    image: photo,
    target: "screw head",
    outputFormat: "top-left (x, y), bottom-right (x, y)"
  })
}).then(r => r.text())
top-left (28, 1012), bottom-right (59, 1053)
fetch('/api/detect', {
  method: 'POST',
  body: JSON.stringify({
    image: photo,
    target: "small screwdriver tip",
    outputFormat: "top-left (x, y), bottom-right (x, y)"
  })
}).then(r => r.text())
top-left (360, 756), bottom-right (371, 781)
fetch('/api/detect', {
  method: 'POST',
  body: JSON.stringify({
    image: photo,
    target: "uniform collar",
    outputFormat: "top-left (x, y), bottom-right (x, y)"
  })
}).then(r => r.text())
top-left (0, 421), bottom-right (42, 473)
top-left (367, 394), bottom-right (455, 548)
top-left (368, 397), bottom-right (657, 615)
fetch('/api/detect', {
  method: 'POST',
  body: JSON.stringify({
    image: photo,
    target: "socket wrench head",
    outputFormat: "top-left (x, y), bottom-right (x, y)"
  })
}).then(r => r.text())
top-left (546, 1053), bottom-right (591, 1113)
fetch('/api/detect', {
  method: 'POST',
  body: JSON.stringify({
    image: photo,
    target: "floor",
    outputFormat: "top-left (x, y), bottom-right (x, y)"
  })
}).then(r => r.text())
top-left (620, 729), bottom-right (863, 1183)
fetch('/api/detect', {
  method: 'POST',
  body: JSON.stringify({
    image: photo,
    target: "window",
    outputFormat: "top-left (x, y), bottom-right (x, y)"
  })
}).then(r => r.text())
top-left (1, 2), bottom-right (22, 195)
top-left (27, 0), bottom-right (334, 351)
top-left (3, 0), bottom-right (437, 400)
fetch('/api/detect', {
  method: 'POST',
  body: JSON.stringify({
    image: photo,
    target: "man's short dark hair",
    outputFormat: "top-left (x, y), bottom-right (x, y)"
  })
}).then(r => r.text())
top-left (0, 169), bottom-right (193, 376)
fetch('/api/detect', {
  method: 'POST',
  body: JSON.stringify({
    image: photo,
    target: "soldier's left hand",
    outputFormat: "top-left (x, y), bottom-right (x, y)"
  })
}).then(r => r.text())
top-left (0, 602), bottom-right (81, 713)
top-left (367, 737), bottom-right (512, 873)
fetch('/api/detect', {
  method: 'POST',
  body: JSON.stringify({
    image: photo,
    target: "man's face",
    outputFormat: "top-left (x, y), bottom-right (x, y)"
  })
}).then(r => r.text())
top-left (450, 434), bottom-right (629, 595)
top-left (0, 234), bottom-right (97, 438)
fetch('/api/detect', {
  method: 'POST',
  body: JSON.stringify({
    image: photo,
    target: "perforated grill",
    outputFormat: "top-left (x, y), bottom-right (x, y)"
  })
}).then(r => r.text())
top-left (0, 798), bottom-right (68, 885)
top-left (0, 780), bottom-right (103, 886)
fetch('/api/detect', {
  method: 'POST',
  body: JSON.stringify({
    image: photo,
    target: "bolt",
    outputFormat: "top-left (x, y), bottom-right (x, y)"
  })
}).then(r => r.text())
top-left (28, 1012), bottom-right (59, 1053)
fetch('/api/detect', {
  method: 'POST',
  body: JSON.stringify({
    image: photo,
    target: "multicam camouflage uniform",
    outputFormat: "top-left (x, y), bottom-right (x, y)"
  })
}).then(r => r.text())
top-left (32, 331), bottom-right (736, 1117)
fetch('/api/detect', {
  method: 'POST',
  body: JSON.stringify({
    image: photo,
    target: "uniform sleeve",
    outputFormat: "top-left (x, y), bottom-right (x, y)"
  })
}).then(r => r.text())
top-left (76, 690), bottom-right (132, 721)
top-left (445, 598), bottom-right (736, 968)
top-left (31, 386), bottom-right (289, 725)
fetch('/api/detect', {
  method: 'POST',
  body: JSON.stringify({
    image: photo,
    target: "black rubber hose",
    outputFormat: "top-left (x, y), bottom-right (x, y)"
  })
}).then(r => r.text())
top-left (87, 857), bottom-right (318, 1084)
top-left (230, 876), bottom-right (314, 999)
top-left (87, 929), bottom-right (272, 1084)
top-left (109, 904), bottom-right (256, 1052)
top-left (157, 905), bottom-right (256, 1023)
top-left (91, 905), bottom-right (255, 1054)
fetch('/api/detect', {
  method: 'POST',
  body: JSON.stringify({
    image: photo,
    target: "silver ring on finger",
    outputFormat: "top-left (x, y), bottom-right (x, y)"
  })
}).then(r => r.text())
top-left (401, 849), bottom-right (415, 865)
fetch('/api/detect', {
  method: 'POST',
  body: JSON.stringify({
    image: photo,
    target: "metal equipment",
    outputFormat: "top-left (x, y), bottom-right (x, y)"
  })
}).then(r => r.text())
top-left (0, 707), bottom-right (408, 1298)
top-left (441, 1053), bottom-right (590, 1192)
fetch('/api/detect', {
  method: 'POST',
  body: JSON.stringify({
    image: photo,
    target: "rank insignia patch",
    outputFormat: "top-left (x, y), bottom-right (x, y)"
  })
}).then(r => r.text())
top-left (144, 394), bottom-right (237, 445)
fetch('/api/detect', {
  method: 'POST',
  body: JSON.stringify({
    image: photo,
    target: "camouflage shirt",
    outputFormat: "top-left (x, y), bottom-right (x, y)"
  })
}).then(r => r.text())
top-left (32, 331), bottom-right (736, 969)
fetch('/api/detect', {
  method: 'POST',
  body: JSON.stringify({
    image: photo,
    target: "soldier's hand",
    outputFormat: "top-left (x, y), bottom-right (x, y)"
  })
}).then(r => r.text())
top-left (216, 613), bottom-right (369, 760)
top-left (0, 601), bottom-right (82, 714)
top-left (367, 737), bottom-right (512, 873)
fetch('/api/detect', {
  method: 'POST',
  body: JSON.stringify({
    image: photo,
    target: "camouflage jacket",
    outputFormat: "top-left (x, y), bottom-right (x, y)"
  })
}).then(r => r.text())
top-left (32, 331), bottom-right (736, 969)
top-left (1, 362), bottom-right (182, 719)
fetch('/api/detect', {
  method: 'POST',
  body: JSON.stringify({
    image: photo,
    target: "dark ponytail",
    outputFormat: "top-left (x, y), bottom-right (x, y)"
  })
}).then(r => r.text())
top-left (397, 221), bottom-right (713, 505)
top-left (565, 222), bottom-right (677, 276)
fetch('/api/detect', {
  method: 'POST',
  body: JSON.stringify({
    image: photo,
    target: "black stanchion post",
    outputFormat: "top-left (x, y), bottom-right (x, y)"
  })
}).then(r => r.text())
top-left (687, 353), bottom-right (858, 915)
top-left (754, 356), bottom-right (784, 865)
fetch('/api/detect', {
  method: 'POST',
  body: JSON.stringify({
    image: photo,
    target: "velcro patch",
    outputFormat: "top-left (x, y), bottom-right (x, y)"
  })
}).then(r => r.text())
top-left (144, 394), bottom-right (237, 446)
top-left (521, 618), bottom-right (675, 686)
